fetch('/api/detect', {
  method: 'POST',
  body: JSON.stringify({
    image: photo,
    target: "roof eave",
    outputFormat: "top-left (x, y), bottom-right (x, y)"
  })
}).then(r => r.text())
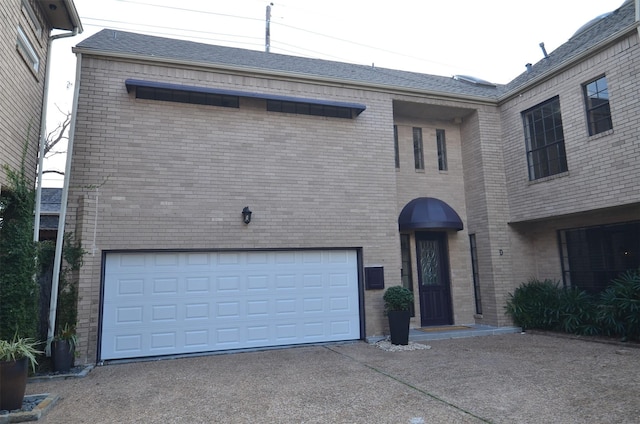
top-left (72, 46), bottom-right (499, 105)
top-left (42, 0), bottom-right (83, 32)
top-left (498, 22), bottom-right (638, 103)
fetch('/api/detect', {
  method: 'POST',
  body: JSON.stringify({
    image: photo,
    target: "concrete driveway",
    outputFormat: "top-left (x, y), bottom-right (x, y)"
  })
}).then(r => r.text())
top-left (27, 333), bottom-right (640, 423)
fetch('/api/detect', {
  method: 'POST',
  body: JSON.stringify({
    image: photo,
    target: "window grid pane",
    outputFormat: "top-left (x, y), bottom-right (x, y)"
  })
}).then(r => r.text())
top-left (583, 76), bottom-right (613, 136)
top-left (558, 221), bottom-right (640, 294)
top-left (522, 97), bottom-right (568, 180)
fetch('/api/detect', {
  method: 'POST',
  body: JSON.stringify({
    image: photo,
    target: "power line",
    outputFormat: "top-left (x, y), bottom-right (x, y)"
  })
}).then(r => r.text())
top-left (80, 22), bottom-right (263, 49)
top-left (90, 0), bottom-right (460, 75)
top-left (82, 17), bottom-right (262, 42)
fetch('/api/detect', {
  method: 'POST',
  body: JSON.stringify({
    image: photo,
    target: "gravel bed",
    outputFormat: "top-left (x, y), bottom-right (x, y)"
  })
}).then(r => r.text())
top-left (374, 339), bottom-right (431, 351)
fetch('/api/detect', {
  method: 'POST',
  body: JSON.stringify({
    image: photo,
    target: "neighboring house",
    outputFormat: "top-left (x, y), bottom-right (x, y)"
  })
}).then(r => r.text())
top-left (0, 0), bottom-right (82, 188)
top-left (66, 0), bottom-right (639, 364)
top-left (39, 187), bottom-right (61, 240)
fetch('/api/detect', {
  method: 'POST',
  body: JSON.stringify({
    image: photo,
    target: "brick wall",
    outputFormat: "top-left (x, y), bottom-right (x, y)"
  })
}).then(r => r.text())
top-left (501, 33), bottom-right (640, 223)
top-left (67, 57), bottom-right (405, 362)
top-left (393, 109), bottom-right (475, 326)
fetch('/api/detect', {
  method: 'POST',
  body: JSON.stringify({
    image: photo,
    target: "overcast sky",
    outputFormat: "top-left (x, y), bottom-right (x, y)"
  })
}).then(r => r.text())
top-left (42, 0), bottom-right (626, 186)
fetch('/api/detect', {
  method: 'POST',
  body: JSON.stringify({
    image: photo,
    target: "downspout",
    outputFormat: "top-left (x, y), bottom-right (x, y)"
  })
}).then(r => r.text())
top-left (46, 51), bottom-right (82, 353)
top-left (34, 27), bottom-right (79, 243)
top-left (636, 0), bottom-right (640, 39)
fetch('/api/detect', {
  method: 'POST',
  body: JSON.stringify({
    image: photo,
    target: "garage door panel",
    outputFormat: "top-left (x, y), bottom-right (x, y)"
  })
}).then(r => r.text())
top-left (101, 250), bottom-right (360, 360)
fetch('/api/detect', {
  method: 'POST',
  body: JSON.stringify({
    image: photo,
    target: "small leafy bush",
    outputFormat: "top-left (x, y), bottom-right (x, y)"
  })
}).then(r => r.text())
top-left (383, 286), bottom-right (414, 312)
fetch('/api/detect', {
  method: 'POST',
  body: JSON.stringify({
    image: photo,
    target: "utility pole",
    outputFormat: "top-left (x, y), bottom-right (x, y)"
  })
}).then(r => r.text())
top-left (265, 3), bottom-right (273, 52)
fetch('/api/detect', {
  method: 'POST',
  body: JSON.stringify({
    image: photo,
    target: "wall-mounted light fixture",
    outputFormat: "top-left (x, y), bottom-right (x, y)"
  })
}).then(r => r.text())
top-left (242, 206), bottom-right (252, 224)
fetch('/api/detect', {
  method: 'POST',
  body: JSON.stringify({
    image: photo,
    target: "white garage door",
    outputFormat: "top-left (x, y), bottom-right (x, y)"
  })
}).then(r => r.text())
top-left (101, 250), bottom-right (360, 360)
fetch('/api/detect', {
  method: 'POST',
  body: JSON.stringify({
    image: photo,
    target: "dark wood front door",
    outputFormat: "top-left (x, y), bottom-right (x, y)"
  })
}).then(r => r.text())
top-left (416, 232), bottom-right (453, 326)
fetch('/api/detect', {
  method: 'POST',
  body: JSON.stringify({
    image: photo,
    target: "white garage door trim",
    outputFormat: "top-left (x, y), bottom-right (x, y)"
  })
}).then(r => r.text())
top-left (100, 249), bottom-right (361, 360)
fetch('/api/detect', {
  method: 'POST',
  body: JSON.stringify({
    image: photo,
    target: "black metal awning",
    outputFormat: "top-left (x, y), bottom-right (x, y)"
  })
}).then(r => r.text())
top-left (124, 79), bottom-right (366, 116)
top-left (398, 197), bottom-right (463, 231)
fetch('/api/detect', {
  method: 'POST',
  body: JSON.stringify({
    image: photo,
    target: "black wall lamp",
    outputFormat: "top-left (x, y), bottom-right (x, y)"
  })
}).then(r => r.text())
top-left (242, 206), bottom-right (252, 224)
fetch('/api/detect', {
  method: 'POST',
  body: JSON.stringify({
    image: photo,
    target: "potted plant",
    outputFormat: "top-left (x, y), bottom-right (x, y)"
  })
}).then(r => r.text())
top-left (383, 285), bottom-right (414, 345)
top-left (0, 336), bottom-right (41, 411)
top-left (51, 323), bottom-right (77, 372)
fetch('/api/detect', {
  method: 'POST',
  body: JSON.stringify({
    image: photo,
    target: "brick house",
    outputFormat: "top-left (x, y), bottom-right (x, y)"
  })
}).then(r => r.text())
top-left (0, 0), bottom-right (81, 188)
top-left (66, 0), bottom-right (639, 363)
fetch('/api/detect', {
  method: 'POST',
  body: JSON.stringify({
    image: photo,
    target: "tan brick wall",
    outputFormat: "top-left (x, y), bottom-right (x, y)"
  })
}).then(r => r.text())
top-left (0, 0), bottom-right (49, 185)
top-left (460, 106), bottom-right (515, 326)
top-left (501, 33), bottom-right (640, 223)
top-left (393, 110), bottom-right (475, 326)
top-left (67, 56), bottom-right (406, 362)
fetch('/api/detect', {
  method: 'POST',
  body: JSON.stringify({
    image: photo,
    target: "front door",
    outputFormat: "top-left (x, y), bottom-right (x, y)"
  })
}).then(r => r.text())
top-left (416, 232), bottom-right (453, 326)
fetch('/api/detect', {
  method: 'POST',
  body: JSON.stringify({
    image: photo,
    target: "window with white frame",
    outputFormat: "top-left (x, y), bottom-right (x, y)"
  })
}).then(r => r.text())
top-left (16, 25), bottom-right (39, 73)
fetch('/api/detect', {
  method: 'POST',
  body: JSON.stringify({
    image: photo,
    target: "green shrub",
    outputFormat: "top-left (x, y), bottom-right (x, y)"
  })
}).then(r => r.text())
top-left (504, 279), bottom-right (561, 330)
top-left (0, 163), bottom-right (38, 340)
top-left (557, 288), bottom-right (599, 336)
top-left (506, 271), bottom-right (640, 341)
top-left (383, 286), bottom-right (414, 312)
top-left (597, 268), bottom-right (640, 342)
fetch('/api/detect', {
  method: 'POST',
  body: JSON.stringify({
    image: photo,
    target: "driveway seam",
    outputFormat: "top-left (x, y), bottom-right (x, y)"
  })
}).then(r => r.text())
top-left (325, 345), bottom-right (492, 423)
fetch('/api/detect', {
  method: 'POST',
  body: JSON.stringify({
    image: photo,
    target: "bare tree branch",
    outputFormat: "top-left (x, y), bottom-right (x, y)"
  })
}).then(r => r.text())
top-left (45, 107), bottom-right (71, 156)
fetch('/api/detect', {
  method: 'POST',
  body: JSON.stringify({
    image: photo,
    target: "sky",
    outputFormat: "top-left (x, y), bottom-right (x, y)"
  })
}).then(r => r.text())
top-left (42, 0), bottom-right (626, 186)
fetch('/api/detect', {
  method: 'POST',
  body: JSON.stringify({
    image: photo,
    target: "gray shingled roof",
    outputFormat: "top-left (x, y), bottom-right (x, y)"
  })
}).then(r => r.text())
top-left (506, 0), bottom-right (635, 92)
top-left (39, 188), bottom-right (61, 231)
top-left (74, 1), bottom-right (635, 101)
top-left (75, 30), bottom-right (506, 100)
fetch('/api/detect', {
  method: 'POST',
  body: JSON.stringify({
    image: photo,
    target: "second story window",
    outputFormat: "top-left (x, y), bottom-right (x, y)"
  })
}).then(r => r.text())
top-left (522, 96), bottom-right (567, 180)
top-left (393, 125), bottom-right (400, 168)
top-left (583, 75), bottom-right (613, 136)
top-left (413, 127), bottom-right (424, 170)
top-left (436, 129), bottom-right (447, 171)
top-left (16, 25), bottom-right (39, 73)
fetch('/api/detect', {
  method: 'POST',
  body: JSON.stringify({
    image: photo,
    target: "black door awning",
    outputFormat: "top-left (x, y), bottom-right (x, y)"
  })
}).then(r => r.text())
top-left (398, 197), bottom-right (463, 231)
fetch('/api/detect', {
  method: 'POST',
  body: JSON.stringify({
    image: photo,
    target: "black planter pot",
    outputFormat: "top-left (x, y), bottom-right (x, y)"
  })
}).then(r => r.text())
top-left (0, 357), bottom-right (28, 411)
top-left (51, 340), bottom-right (75, 372)
top-left (387, 310), bottom-right (411, 345)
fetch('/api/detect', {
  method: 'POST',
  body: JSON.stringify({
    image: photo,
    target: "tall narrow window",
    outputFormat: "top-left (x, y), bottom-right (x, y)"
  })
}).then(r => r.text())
top-left (400, 234), bottom-right (415, 316)
top-left (413, 127), bottom-right (424, 170)
top-left (583, 76), bottom-right (612, 136)
top-left (16, 25), bottom-right (39, 73)
top-left (436, 129), bottom-right (447, 171)
top-left (522, 96), bottom-right (567, 180)
top-left (393, 125), bottom-right (400, 168)
top-left (469, 234), bottom-right (482, 315)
